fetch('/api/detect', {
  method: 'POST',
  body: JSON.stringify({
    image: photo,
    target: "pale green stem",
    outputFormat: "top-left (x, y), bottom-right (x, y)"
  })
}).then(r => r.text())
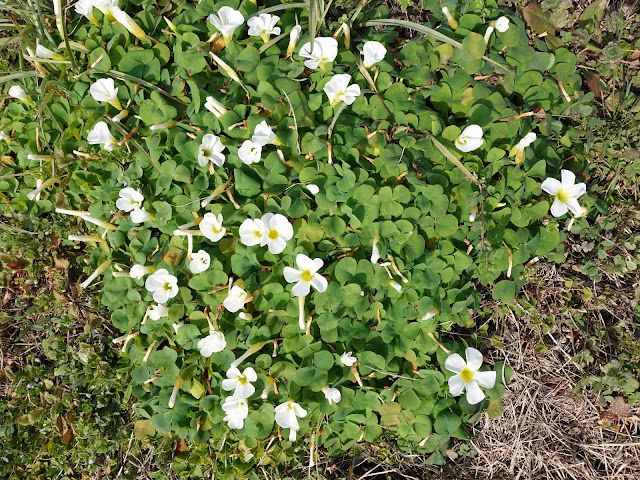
top-left (80, 258), bottom-right (113, 289)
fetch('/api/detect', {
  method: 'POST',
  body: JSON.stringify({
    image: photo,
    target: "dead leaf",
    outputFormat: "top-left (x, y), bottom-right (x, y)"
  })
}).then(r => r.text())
top-left (61, 429), bottom-right (73, 444)
top-left (522, 3), bottom-right (557, 35)
top-left (56, 414), bottom-right (65, 435)
top-left (175, 438), bottom-right (189, 454)
top-left (586, 72), bottom-right (601, 98)
top-left (53, 254), bottom-right (70, 271)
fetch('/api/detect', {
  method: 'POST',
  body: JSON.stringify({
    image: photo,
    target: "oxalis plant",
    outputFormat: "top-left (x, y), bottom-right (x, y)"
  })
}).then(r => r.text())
top-left (0, 0), bottom-right (594, 475)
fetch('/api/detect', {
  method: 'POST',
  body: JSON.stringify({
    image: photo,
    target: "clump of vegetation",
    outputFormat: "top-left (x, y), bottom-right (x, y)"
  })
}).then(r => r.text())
top-left (4, 0), bottom-right (639, 479)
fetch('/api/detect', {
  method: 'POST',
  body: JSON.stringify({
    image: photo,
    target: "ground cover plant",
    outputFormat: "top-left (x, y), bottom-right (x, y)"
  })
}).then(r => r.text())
top-left (0, 0), bottom-right (613, 478)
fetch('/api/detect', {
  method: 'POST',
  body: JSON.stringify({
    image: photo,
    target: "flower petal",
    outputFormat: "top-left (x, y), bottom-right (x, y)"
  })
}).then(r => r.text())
top-left (560, 169), bottom-right (576, 188)
top-left (465, 347), bottom-right (484, 371)
top-left (474, 370), bottom-right (496, 389)
top-left (565, 198), bottom-right (583, 217)
top-left (541, 178), bottom-right (561, 195)
top-left (550, 198), bottom-right (568, 217)
top-left (465, 381), bottom-right (486, 405)
top-left (291, 280), bottom-right (311, 297)
top-left (444, 353), bottom-right (466, 374)
top-left (283, 267), bottom-right (302, 283)
top-left (448, 375), bottom-right (466, 396)
top-left (310, 274), bottom-right (328, 293)
top-left (568, 182), bottom-right (586, 199)
top-left (295, 254), bottom-right (315, 271)
top-left (267, 236), bottom-right (287, 254)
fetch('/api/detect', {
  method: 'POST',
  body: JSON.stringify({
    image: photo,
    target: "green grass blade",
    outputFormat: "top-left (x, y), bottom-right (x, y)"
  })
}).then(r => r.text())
top-left (429, 134), bottom-right (481, 188)
top-left (307, 0), bottom-right (317, 50)
top-left (363, 18), bottom-right (513, 76)
top-left (107, 70), bottom-right (186, 105)
top-left (105, 118), bottom-right (161, 173)
top-left (246, 3), bottom-right (306, 18)
top-left (0, 71), bottom-right (43, 84)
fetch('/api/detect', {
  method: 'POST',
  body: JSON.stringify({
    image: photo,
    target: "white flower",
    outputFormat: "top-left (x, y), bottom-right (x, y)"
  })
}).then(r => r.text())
top-left (283, 254), bottom-right (328, 297)
top-left (274, 401), bottom-right (307, 441)
top-left (35, 45), bottom-right (63, 60)
top-left (130, 263), bottom-right (153, 279)
top-left (287, 25), bottom-right (302, 56)
top-left (261, 213), bottom-right (293, 254)
top-left (145, 268), bottom-right (179, 304)
top-left (198, 330), bottom-right (226, 357)
top-left (28, 178), bottom-right (43, 201)
top-left (494, 16), bottom-right (510, 32)
top-left (223, 286), bottom-right (248, 312)
top-left (323, 74), bottom-right (361, 107)
top-left (238, 140), bottom-right (262, 165)
top-left (149, 120), bottom-right (176, 131)
top-left (239, 218), bottom-right (267, 247)
top-left (221, 396), bottom-right (249, 429)
top-left (441, 6), bottom-right (458, 29)
top-left (204, 96), bottom-right (227, 117)
top-left (238, 312), bottom-right (252, 321)
top-left (340, 351), bottom-right (357, 367)
top-left (112, 110), bottom-right (128, 123)
top-left (0, 131), bottom-right (7, 142)
top-left (89, 78), bottom-right (121, 110)
top-left (469, 207), bottom-right (478, 222)
top-left (87, 121), bottom-right (117, 151)
top-left (362, 41), bottom-right (386, 68)
top-left (198, 134), bottom-right (226, 168)
top-left (189, 250), bottom-right (210, 274)
top-left (112, 7), bottom-right (146, 40)
top-left (299, 37), bottom-right (338, 70)
top-left (247, 13), bottom-right (281, 43)
top-left (199, 212), bottom-right (226, 242)
top-left (8, 85), bottom-right (34, 106)
top-left (484, 26), bottom-right (495, 44)
top-left (172, 322), bottom-right (183, 335)
top-left (455, 124), bottom-right (484, 153)
top-left (148, 304), bottom-right (168, 321)
top-left (371, 237), bottom-right (380, 263)
top-left (251, 121), bottom-right (276, 146)
top-left (322, 386), bottom-right (341, 405)
top-left (209, 6), bottom-right (244, 45)
top-left (305, 184), bottom-right (319, 195)
top-left (421, 308), bottom-right (437, 321)
top-left (74, 0), bottom-right (92, 16)
top-left (390, 280), bottom-right (402, 293)
top-left (445, 347), bottom-right (496, 405)
top-left (116, 187), bottom-right (144, 212)
top-left (541, 169), bottom-right (587, 217)
top-left (509, 132), bottom-right (537, 164)
top-left (222, 367), bottom-right (257, 398)
top-left (94, 0), bottom-right (117, 17)
top-left (130, 207), bottom-right (152, 223)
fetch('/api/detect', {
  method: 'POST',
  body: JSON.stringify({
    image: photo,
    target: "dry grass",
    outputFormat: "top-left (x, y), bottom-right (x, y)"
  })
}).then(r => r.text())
top-left (458, 257), bottom-right (640, 480)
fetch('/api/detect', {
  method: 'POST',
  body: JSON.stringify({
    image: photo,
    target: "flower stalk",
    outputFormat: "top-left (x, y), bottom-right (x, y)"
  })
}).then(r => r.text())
top-left (298, 295), bottom-right (306, 330)
top-left (230, 340), bottom-right (272, 369)
top-left (168, 376), bottom-right (184, 408)
top-left (80, 258), bottom-right (113, 289)
top-left (27, 176), bottom-right (58, 201)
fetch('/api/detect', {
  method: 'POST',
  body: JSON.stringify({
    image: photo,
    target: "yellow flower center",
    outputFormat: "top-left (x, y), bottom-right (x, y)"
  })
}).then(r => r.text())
top-left (287, 403), bottom-right (293, 410)
top-left (556, 187), bottom-right (569, 203)
top-left (202, 148), bottom-right (211, 157)
top-left (238, 374), bottom-right (247, 385)
top-left (268, 229), bottom-right (279, 239)
top-left (301, 269), bottom-right (313, 282)
top-left (460, 367), bottom-right (475, 383)
top-left (254, 229), bottom-right (262, 237)
top-left (212, 226), bottom-right (222, 234)
top-left (163, 282), bottom-right (172, 291)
